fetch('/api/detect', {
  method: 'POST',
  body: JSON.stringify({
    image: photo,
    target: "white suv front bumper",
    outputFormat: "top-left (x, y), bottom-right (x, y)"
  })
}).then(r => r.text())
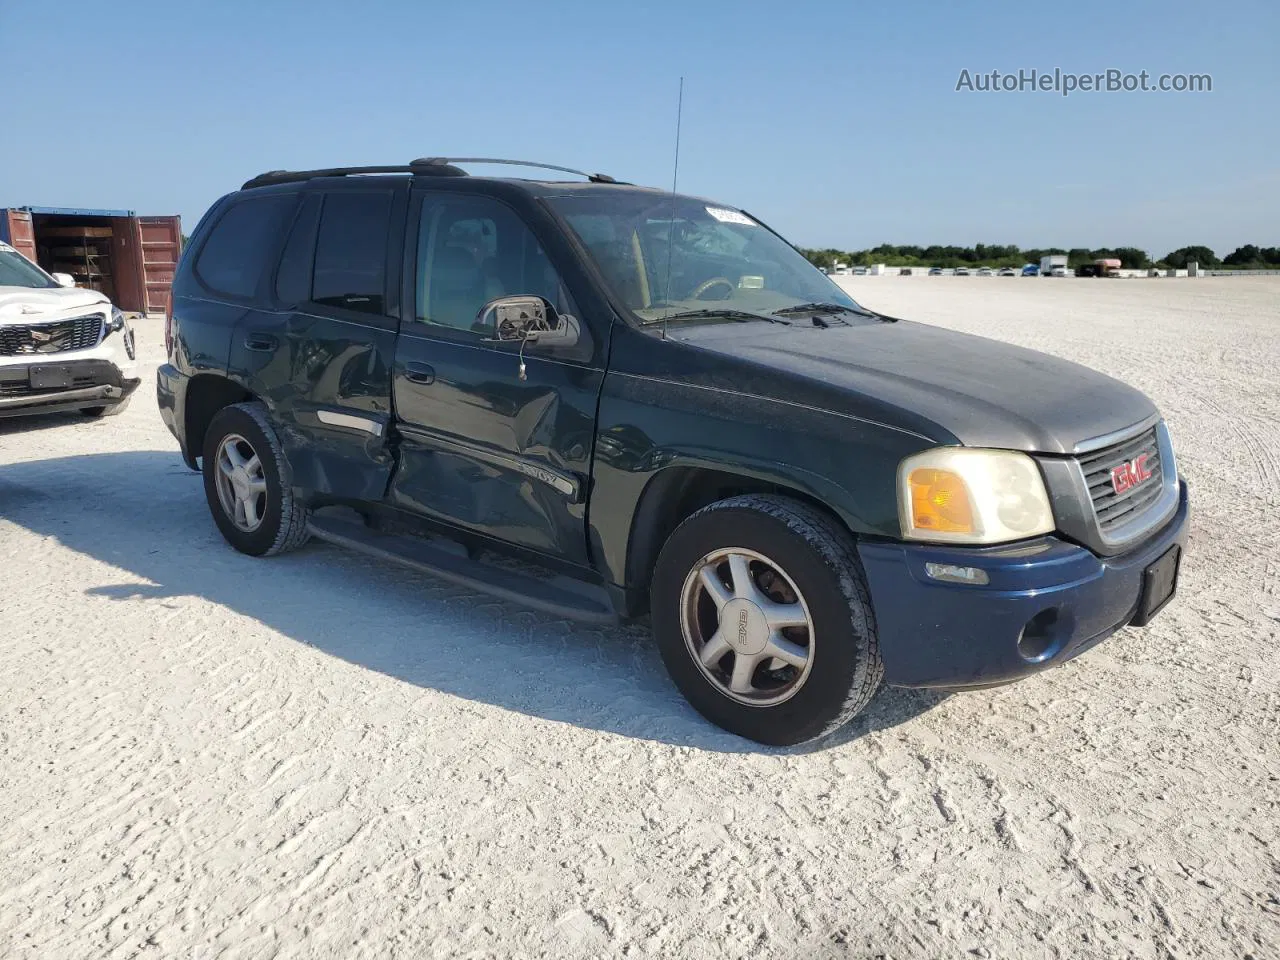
top-left (0, 309), bottom-right (139, 417)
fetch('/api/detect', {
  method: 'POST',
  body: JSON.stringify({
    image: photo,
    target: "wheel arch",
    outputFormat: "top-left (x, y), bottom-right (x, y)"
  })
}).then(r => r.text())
top-left (620, 461), bottom-right (866, 616)
top-left (183, 373), bottom-right (258, 470)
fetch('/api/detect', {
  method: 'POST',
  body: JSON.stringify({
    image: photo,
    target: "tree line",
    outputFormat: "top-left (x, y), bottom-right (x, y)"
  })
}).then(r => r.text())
top-left (798, 243), bottom-right (1280, 271)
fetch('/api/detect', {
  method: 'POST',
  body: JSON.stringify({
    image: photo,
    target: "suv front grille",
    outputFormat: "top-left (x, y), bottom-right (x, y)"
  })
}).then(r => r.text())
top-left (1078, 427), bottom-right (1163, 533)
top-left (0, 314), bottom-right (105, 357)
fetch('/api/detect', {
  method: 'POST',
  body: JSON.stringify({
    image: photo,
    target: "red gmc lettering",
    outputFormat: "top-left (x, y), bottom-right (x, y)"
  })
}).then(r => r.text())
top-left (1111, 453), bottom-right (1152, 494)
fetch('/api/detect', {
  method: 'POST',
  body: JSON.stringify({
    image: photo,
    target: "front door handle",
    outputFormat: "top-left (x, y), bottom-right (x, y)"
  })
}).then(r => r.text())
top-left (405, 362), bottom-right (435, 385)
top-left (244, 333), bottom-right (278, 352)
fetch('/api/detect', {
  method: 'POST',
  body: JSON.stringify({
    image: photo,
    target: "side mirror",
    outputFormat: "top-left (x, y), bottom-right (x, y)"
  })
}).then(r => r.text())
top-left (479, 295), bottom-right (580, 348)
top-left (477, 296), bottom-right (581, 381)
top-left (52, 272), bottom-right (76, 288)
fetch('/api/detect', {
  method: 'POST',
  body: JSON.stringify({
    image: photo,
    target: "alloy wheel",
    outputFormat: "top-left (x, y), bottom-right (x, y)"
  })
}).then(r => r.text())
top-left (678, 547), bottom-right (815, 706)
top-left (213, 433), bottom-right (268, 533)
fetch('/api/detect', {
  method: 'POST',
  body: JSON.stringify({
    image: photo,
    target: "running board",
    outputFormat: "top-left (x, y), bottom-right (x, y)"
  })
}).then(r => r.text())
top-left (307, 514), bottom-right (619, 625)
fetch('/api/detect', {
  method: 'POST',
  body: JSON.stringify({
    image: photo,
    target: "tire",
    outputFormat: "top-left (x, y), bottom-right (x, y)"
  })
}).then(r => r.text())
top-left (81, 396), bottom-right (132, 417)
top-left (651, 494), bottom-right (883, 746)
top-left (201, 401), bottom-right (311, 557)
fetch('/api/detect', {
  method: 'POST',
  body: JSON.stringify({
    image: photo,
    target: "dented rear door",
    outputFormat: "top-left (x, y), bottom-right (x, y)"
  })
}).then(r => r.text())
top-left (227, 184), bottom-right (405, 501)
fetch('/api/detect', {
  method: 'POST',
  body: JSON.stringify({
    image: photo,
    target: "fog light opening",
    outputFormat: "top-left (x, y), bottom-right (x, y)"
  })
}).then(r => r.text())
top-left (1018, 608), bottom-right (1062, 662)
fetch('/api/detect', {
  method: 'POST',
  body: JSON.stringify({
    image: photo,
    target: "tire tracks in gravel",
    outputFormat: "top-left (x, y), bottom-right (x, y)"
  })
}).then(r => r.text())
top-left (5, 302), bottom-right (1280, 959)
top-left (1184, 384), bottom-right (1280, 507)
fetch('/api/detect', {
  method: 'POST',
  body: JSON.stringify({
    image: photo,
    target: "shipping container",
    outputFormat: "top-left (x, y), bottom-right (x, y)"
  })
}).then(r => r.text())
top-left (0, 206), bottom-right (182, 315)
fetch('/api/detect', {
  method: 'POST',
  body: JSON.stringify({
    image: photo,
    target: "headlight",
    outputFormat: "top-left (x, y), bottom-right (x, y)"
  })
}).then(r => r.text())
top-left (104, 308), bottom-right (135, 359)
top-left (897, 448), bottom-right (1055, 544)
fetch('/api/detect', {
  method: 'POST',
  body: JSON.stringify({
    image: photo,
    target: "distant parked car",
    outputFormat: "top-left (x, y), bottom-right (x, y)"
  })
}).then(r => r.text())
top-left (998, 267), bottom-right (1017, 277)
top-left (1050, 265), bottom-right (1070, 278)
top-left (1021, 264), bottom-right (1040, 276)
top-left (928, 267), bottom-right (943, 276)
top-left (899, 268), bottom-right (912, 276)
top-left (851, 266), bottom-right (868, 276)
top-left (954, 267), bottom-right (970, 276)
top-left (976, 267), bottom-right (993, 277)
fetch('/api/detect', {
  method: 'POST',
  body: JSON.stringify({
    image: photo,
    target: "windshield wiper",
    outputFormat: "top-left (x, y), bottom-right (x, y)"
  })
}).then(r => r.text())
top-left (772, 301), bottom-right (892, 321)
top-left (640, 308), bottom-right (791, 327)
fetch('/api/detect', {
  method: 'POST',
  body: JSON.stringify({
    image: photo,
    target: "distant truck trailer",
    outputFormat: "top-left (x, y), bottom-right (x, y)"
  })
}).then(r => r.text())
top-left (1040, 254), bottom-right (1069, 276)
top-left (1076, 258), bottom-right (1123, 278)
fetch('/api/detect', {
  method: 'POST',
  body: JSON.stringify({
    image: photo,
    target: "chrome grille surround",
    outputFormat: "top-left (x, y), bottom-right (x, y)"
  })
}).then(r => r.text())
top-left (1073, 418), bottom-right (1179, 551)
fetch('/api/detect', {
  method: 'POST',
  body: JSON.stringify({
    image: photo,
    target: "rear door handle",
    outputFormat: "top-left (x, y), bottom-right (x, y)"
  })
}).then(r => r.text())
top-left (244, 333), bottom-right (278, 352)
top-left (405, 362), bottom-right (435, 385)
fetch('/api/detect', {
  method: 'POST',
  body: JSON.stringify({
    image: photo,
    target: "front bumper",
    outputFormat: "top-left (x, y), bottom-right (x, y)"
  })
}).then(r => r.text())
top-left (0, 359), bottom-right (139, 418)
top-left (858, 481), bottom-right (1189, 688)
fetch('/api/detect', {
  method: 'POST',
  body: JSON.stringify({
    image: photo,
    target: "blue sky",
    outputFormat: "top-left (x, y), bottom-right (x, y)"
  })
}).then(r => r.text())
top-left (1, 0), bottom-right (1275, 257)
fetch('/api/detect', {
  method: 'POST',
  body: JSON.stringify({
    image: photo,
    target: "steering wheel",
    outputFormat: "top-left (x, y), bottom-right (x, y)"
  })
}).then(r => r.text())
top-left (690, 277), bottom-right (736, 301)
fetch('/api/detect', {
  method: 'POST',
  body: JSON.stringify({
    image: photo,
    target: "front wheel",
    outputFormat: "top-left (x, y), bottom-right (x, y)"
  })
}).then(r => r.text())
top-left (651, 495), bottom-right (883, 745)
top-left (201, 402), bottom-right (311, 557)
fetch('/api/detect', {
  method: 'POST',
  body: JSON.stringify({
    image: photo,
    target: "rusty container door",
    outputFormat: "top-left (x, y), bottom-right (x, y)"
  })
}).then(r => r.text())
top-left (137, 216), bottom-right (182, 315)
top-left (1, 209), bottom-right (39, 262)
top-left (108, 216), bottom-right (145, 312)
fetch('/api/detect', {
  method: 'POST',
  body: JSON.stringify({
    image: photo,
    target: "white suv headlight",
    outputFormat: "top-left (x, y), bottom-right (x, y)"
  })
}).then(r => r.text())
top-left (898, 447), bottom-right (1055, 544)
top-left (104, 307), bottom-right (136, 359)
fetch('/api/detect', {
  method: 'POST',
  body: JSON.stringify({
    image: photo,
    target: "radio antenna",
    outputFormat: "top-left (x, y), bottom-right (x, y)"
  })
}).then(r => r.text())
top-left (660, 77), bottom-right (684, 341)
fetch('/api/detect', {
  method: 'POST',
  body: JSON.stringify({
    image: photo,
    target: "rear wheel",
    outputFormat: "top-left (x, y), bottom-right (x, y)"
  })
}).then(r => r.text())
top-left (201, 402), bottom-right (310, 556)
top-left (651, 494), bottom-right (883, 745)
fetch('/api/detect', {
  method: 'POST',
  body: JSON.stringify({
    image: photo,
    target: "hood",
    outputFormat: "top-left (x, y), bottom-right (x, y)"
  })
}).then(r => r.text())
top-left (675, 319), bottom-right (1158, 455)
top-left (0, 285), bottom-right (111, 325)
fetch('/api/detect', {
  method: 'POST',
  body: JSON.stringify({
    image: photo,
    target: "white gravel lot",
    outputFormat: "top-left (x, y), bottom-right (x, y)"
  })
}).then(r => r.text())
top-left (1, 277), bottom-right (1278, 960)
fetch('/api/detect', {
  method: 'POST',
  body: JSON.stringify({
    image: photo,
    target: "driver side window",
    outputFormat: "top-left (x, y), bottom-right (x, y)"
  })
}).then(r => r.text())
top-left (415, 195), bottom-right (570, 334)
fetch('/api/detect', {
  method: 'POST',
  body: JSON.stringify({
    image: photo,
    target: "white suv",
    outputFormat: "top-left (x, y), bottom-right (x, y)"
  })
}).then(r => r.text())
top-left (0, 241), bottom-right (138, 419)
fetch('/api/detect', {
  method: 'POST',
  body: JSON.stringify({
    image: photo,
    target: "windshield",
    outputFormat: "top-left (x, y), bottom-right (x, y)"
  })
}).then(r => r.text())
top-left (0, 248), bottom-right (58, 289)
top-left (547, 193), bottom-right (863, 325)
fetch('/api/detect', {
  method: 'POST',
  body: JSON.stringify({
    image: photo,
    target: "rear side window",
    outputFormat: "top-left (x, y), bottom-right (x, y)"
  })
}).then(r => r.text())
top-left (312, 192), bottom-right (393, 315)
top-left (275, 195), bottom-right (322, 305)
top-left (195, 195), bottom-right (294, 298)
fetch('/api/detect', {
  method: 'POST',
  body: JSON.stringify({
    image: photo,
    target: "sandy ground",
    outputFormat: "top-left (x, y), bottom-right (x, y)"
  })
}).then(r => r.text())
top-left (1, 277), bottom-right (1277, 960)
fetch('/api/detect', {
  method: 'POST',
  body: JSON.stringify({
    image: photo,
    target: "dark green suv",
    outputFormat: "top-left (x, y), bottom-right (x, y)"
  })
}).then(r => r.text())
top-left (157, 158), bottom-right (1188, 745)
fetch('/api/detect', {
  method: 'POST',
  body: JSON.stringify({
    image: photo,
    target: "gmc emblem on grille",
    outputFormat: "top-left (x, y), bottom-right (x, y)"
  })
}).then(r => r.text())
top-left (1111, 453), bottom-right (1153, 494)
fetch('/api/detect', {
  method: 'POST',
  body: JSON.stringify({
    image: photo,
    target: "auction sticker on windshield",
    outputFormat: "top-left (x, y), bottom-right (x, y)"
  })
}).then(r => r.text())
top-left (706, 207), bottom-right (755, 225)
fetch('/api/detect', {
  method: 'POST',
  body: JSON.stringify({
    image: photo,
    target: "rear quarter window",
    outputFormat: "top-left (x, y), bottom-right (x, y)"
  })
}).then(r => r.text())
top-left (275, 195), bottom-right (322, 306)
top-left (311, 192), bottom-right (394, 315)
top-left (194, 195), bottom-right (295, 299)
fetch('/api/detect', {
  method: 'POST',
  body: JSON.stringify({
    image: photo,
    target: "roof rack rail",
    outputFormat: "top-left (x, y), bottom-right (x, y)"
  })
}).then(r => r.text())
top-left (411, 158), bottom-right (619, 184)
top-left (241, 163), bottom-right (464, 190)
top-left (242, 158), bottom-right (619, 191)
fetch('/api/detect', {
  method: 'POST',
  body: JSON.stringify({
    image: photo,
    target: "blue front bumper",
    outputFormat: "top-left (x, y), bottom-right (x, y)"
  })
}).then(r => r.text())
top-left (858, 481), bottom-right (1189, 688)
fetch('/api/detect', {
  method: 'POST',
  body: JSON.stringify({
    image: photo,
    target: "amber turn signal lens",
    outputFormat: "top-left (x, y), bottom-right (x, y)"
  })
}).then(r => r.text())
top-left (907, 467), bottom-right (976, 534)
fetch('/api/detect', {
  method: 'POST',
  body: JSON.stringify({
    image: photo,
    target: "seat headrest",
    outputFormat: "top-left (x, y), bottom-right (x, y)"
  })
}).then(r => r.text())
top-left (434, 245), bottom-right (480, 293)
